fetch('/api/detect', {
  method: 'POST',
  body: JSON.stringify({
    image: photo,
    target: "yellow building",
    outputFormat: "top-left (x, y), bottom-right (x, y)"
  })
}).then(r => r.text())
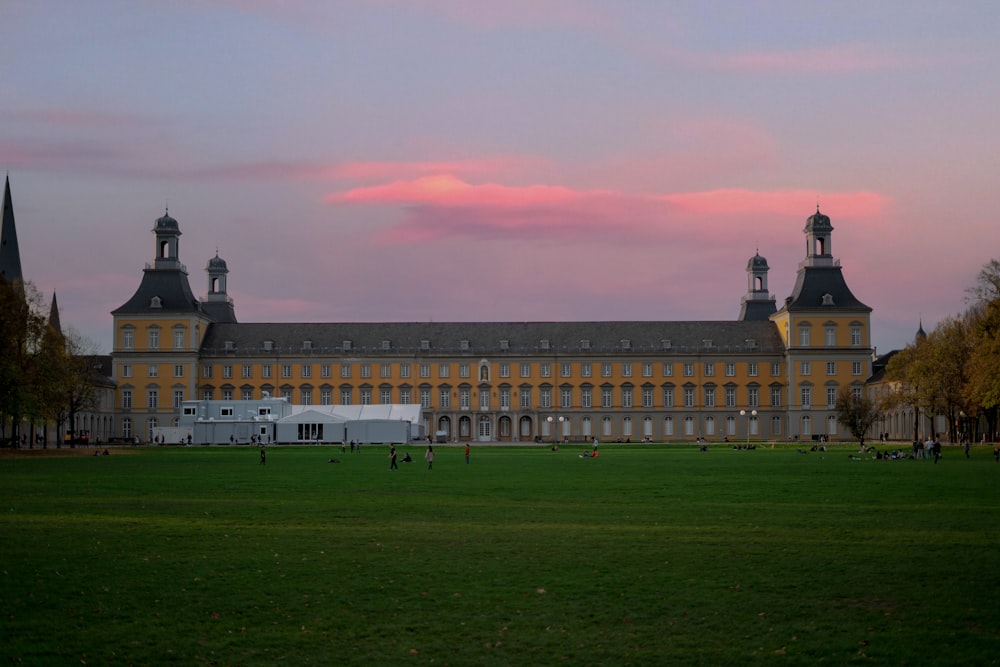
top-left (111, 208), bottom-right (872, 444)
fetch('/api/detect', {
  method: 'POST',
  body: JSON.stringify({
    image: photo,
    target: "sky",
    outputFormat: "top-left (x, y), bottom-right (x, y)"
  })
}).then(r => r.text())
top-left (2, 0), bottom-right (998, 354)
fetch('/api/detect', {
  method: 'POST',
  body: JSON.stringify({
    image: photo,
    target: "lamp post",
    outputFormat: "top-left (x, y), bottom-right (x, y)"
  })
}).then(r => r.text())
top-left (547, 415), bottom-right (565, 444)
top-left (739, 409), bottom-right (757, 447)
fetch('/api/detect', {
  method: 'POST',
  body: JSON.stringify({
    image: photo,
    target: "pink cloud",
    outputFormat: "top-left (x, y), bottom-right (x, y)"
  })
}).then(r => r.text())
top-left (708, 44), bottom-right (915, 73)
top-left (325, 175), bottom-right (890, 245)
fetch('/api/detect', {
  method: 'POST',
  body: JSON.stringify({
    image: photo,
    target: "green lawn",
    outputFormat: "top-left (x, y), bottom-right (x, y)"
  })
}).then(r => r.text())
top-left (2, 443), bottom-right (999, 665)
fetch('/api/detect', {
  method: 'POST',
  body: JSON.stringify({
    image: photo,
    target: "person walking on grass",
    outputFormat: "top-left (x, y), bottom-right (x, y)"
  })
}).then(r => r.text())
top-left (465, 442), bottom-right (470, 464)
top-left (425, 445), bottom-right (434, 470)
top-left (388, 445), bottom-right (398, 471)
top-left (259, 445), bottom-right (266, 465)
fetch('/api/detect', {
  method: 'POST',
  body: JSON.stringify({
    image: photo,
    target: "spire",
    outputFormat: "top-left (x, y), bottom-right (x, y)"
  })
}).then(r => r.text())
top-left (0, 174), bottom-right (24, 285)
top-left (48, 291), bottom-right (62, 335)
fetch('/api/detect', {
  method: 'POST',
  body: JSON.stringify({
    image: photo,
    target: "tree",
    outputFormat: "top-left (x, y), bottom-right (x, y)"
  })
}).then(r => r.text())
top-left (835, 388), bottom-right (880, 449)
top-left (0, 279), bottom-right (49, 445)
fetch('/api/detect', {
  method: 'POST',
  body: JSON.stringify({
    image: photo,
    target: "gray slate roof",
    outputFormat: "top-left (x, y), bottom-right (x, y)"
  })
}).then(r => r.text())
top-left (783, 266), bottom-right (872, 312)
top-left (200, 319), bottom-right (785, 356)
top-left (112, 267), bottom-right (203, 315)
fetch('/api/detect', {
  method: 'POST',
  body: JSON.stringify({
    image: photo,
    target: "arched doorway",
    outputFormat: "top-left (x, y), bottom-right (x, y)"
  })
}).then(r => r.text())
top-left (498, 415), bottom-right (513, 441)
top-left (458, 415), bottom-right (472, 441)
top-left (519, 416), bottom-right (534, 442)
top-left (477, 415), bottom-right (492, 441)
top-left (437, 416), bottom-right (451, 441)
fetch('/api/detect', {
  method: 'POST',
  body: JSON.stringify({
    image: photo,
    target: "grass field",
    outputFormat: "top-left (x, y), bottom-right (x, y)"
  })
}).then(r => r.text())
top-left (2, 442), bottom-right (999, 665)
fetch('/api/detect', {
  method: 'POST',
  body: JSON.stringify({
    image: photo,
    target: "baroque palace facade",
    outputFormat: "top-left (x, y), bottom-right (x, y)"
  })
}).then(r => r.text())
top-left (111, 208), bottom-right (873, 443)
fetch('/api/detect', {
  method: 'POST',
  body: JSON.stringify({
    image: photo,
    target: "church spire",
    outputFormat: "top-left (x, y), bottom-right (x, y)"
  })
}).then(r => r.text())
top-left (0, 174), bottom-right (24, 285)
top-left (49, 291), bottom-right (62, 335)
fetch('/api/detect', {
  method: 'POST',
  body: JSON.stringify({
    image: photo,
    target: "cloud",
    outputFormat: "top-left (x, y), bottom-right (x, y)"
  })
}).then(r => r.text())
top-left (325, 175), bottom-right (890, 245)
top-left (706, 43), bottom-right (924, 74)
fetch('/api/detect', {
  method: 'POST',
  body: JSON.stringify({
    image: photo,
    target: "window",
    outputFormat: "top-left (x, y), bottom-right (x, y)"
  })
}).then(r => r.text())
top-left (824, 361), bottom-right (836, 375)
top-left (748, 387), bottom-right (759, 407)
top-left (459, 364), bottom-right (470, 378)
top-left (321, 364), bottom-right (331, 378)
top-left (663, 387), bottom-right (674, 407)
top-left (684, 416), bottom-right (694, 436)
top-left (341, 388), bottom-right (353, 404)
top-left (241, 389), bottom-right (252, 401)
top-left (622, 388), bottom-right (633, 408)
top-left (581, 387), bottom-right (592, 408)
top-left (148, 365), bottom-right (158, 378)
top-left (704, 363), bottom-right (714, 377)
top-left (852, 361), bottom-right (863, 376)
top-left (439, 389), bottom-right (451, 409)
top-left (725, 387), bottom-right (736, 407)
top-left (642, 387), bottom-right (653, 408)
top-left (827, 387), bottom-right (838, 408)
top-left (852, 386), bottom-right (863, 400)
top-left (435, 364), bottom-right (448, 378)
top-left (801, 386), bottom-right (812, 409)
top-left (147, 390), bottom-right (158, 410)
top-left (262, 365), bottom-right (272, 379)
top-left (726, 416), bottom-right (736, 436)
top-left (121, 364), bottom-right (132, 378)
top-left (342, 364), bottom-right (353, 379)
top-left (800, 362), bottom-right (811, 376)
top-left (202, 389), bottom-right (212, 401)
top-left (662, 363), bottom-right (673, 377)
top-left (748, 363), bottom-right (758, 377)
top-left (771, 416), bottom-right (782, 436)
top-left (302, 365), bottom-right (312, 379)
top-left (561, 388), bottom-right (572, 409)
top-left (400, 363), bottom-right (411, 378)
top-left (202, 365), bottom-right (212, 379)
top-left (321, 389), bottom-right (332, 405)
top-left (520, 363), bottom-right (531, 378)
top-left (851, 327), bottom-right (862, 346)
top-left (622, 364), bottom-right (632, 378)
top-left (704, 387), bottom-right (715, 408)
top-left (148, 328), bottom-right (160, 350)
top-left (520, 388), bottom-right (532, 409)
top-left (500, 363), bottom-right (510, 378)
top-left (725, 363), bottom-right (735, 377)
top-left (122, 329), bottom-right (134, 350)
top-left (420, 340), bottom-right (430, 351)
top-left (540, 363), bottom-right (551, 378)
top-left (561, 363), bottom-right (572, 378)
top-left (459, 388), bottom-right (470, 409)
top-left (173, 329), bottom-right (185, 349)
top-left (798, 326), bottom-right (810, 347)
top-left (242, 364), bottom-right (252, 379)
top-left (174, 364), bottom-right (184, 378)
top-left (223, 389), bottom-right (234, 401)
top-left (664, 416), bottom-right (674, 436)
top-left (771, 362), bottom-right (781, 377)
top-left (540, 388), bottom-right (551, 409)
top-left (479, 391), bottom-right (490, 411)
top-left (499, 388), bottom-right (510, 409)
top-left (825, 327), bottom-right (836, 347)
top-left (299, 389), bottom-right (311, 405)
top-left (122, 390), bottom-right (132, 409)
top-left (683, 387), bottom-right (695, 408)
top-left (222, 365), bottom-right (232, 379)
top-left (581, 363), bottom-right (592, 378)
top-left (683, 363), bottom-right (694, 377)
top-left (399, 388), bottom-right (410, 403)
top-left (601, 388), bottom-right (613, 408)
top-left (642, 363), bottom-right (653, 378)
top-left (360, 388), bottom-right (372, 405)
top-left (380, 388), bottom-right (391, 404)
top-left (381, 364), bottom-right (392, 379)
top-left (770, 387), bottom-right (782, 407)
top-left (602, 363), bottom-right (612, 378)
top-left (361, 364), bottom-right (372, 379)
top-left (419, 364), bottom-right (430, 378)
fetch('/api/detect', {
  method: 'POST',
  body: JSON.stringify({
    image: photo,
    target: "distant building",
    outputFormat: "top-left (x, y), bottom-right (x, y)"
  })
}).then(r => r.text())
top-left (110, 205), bottom-right (874, 443)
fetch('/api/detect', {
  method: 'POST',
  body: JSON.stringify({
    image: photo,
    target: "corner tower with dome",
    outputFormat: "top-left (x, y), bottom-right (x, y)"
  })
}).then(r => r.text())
top-left (769, 207), bottom-right (873, 441)
top-left (111, 211), bottom-right (236, 440)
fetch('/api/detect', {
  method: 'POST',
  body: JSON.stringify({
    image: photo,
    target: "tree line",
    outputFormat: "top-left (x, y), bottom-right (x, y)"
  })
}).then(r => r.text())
top-left (0, 277), bottom-right (101, 447)
top-left (881, 259), bottom-right (1000, 443)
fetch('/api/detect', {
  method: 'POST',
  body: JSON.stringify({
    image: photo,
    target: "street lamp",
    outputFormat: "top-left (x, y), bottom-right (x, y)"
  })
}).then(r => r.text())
top-left (547, 415), bottom-right (565, 444)
top-left (739, 409), bottom-right (757, 447)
